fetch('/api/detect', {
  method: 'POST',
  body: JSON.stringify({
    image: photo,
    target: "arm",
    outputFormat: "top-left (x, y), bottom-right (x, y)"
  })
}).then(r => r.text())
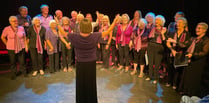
top-left (105, 31), bottom-right (112, 49)
top-left (102, 14), bottom-right (119, 38)
top-left (1, 35), bottom-right (7, 45)
top-left (192, 39), bottom-right (209, 59)
top-left (45, 39), bottom-right (54, 51)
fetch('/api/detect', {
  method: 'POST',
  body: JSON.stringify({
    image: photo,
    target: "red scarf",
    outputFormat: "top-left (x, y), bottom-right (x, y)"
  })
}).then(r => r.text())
top-left (173, 32), bottom-right (186, 47)
top-left (135, 28), bottom-right (145, 52)
top-left (149, 27), bottom-right (163, 44)
top-left (11, 26), bottom-right (22, 54)
top-left (187, 38), bottom-right (201, 54)
top-left (34, 25), bottom-right (43, 54)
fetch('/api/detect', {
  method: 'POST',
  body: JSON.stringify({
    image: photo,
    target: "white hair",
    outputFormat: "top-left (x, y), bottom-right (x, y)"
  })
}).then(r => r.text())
top-left (138, 18), bottom-right (147, 27)
top-left (155, 15), bottom-right (166, 26)
top-left (9, 16), bottom-right (17, 22)
top-left (49, 20), bottom-right (56, 26)
top-left (32, 17), bottom-right (41, 25)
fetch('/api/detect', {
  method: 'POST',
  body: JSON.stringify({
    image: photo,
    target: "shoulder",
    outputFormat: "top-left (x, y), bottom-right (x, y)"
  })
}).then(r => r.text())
top-left (18, 26), bottom-right (25, 30)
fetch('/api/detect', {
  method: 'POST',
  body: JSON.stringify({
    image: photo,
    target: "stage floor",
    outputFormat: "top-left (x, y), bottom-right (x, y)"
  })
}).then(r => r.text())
top-left (0, 64), bottom-right (181, 103)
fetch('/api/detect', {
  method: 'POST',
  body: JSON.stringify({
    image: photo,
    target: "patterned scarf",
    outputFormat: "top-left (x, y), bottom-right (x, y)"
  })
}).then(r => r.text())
top-left (187, 38), bottom-right (201, 54)
top-left (11, 26), bottom-right (22, 54)
top-left (149, 27), bottom-right (163, 44)
top-left (120, 22), bottom-right (131, 46)
top-left (173, 32), bottom-right (186, 47)
top-left (34, 25), bottom-right (43, 54)
top-left (135, 28), bottom-right (145, 52)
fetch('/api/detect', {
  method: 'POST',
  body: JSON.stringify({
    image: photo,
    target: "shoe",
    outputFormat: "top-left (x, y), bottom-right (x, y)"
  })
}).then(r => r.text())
top-left (145, 78), bottom-right (150, 81)
top-left (172, 86), bottom-right (177, 90)
top-left (153, 80), bottom-right (157, 84)
top-left (125, 67), bottom-right (129, 73)
top-left (63, 67), bottom-right (67, 72)
top-left (32, 71), bottom-right (38, 76)
top-left (138, 73), bottom-right (144, 78)
top-left (165, 83), bottom-right (171, 87)
top-left (115, 67), bottom-right (122, 72)
top-left (39, 70), bottom-right (44, 75)
top-left (130, 70), bottom-right (137, 75)
top-left (68, 67), bottom-right (73, 72)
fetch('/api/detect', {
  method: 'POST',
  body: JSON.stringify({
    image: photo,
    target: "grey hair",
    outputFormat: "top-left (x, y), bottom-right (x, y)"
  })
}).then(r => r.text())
top-left (155, 15), bottom-right (166, 26)
top-left (176, 17), bottom-right (188, 27)
top-left (32, 17), bottom-right (41, 25)
top-left (198, 22), bottom-right (208, 30)
top-left (138, 18), bottom-right (147, 27)
top-left (9, 16), bottom-right (17, 22)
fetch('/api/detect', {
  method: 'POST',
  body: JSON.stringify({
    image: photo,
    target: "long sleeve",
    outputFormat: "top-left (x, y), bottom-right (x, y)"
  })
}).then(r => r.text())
top-left (193, 38), bottom-right (209, 59)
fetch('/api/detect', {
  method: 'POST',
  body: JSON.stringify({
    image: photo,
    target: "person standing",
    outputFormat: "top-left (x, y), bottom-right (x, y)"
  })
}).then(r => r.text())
top-left (1, 16), bottom-right (28, 79)
top-left (27, 17), bottom-right (46, 76)
top-left (55, 14), bottom-right (119, 103)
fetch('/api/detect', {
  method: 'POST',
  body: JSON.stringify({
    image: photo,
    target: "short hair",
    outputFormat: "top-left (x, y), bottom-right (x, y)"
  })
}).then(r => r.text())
top-left (18, 6), bottom-right (28, 12)
top-left (155, 15), bottom-right (166, 26)
top-left (32, 17), bottom-right (41, 25)
top-left (145, 12), bottom-right (155, 23)
top-left (176, 17), bottom-right (188, 27)
top-left (138, 18), bottom-right (147, 27)
top-left (198, 22), bottom-right (208, 31)
top-left (40, 4), bottom-right (49, 9)
top-left (61, 16), bottom-right (70, 25)
top-left (121, 13), bottom-right (130, 21)
top-left (176, 11), bottom-right (185, 17)
top-left (49, 20), bottom-right (56, 27)
top-left (80, 19), bottom-right (92, 34)
top-left (9, 16), bottom-right (17, 22)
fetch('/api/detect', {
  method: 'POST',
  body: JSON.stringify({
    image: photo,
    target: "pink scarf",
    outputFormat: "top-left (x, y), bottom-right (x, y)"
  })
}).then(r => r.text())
top-left (34, 26), bottom-right (43, 54)
top-left (187, 38), bottom-right (201, 54)
top-left (120, 22), bottom-right (131, 46)
top-left (135, 28), bottom-right (145, 52)
top-left (173, 32), bottom-right (186, 47)
top-left (149, 27), bottom-right (163, 44)
top-left (11, 26), bottom-right (22, 54)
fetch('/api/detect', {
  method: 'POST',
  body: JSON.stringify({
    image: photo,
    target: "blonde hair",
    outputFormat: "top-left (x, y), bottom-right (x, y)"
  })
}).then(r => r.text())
top-left (102, 15), bottom-right (110, 26)
top-left (76, 13), bottom-right (84, 22)
top-left (49, 20), bottom-right (56, 27)
top-left (122, 13), bottom-right (130, 21)
top-left (155, 15), bottom-right (166, 26)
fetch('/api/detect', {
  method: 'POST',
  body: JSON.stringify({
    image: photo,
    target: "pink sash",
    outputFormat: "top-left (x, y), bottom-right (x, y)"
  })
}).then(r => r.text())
top-left (135, 28), bottom-right (145, 52)
top-left (11, 26), bottom-right (22, 54)
top-left (34, 26), bottom-right (43, 54)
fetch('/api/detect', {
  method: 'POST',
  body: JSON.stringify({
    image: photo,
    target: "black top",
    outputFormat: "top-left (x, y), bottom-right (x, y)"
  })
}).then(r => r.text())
top-left (27, 25), bottom-right (46, 49)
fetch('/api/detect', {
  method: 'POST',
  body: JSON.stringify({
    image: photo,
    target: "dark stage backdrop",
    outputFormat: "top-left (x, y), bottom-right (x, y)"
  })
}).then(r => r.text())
top-left (0, 0), bottom-right (208, 49)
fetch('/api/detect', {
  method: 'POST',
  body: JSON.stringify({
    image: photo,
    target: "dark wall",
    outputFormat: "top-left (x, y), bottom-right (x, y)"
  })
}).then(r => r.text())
top-left (1, 0), bottom-right (209, 35)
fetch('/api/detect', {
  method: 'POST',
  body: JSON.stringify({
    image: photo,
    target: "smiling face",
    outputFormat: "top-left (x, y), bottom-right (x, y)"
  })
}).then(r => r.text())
top-left (33, 18), bottom-right (41, 27)
top-left (9, 16), bottom-right (18, 27)
top-left (176, 19), bottom-right (185, 29)
top-left (196, 24), bottom-right (207, 36)
top-left (121, 14), bottom-right (129, 24)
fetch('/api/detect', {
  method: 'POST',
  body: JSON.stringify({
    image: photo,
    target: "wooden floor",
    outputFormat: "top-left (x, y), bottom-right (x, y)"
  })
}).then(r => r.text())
top-left (0, 64), bottom-right (182, 103)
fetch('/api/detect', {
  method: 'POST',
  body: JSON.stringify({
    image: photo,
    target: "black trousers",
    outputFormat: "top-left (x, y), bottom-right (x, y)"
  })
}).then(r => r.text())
top-left (111, 44), bottom-right (118, 65)
top-left (76, 61), bottom-right (97, 103)
top-left (29, 48), bottom-right (43, 71)
top-left (101, 44), bottom-right (110, 68)
top-left (118, 44), bottom-right (129, 66)
top-left (61, 43), bottom-right (73, 68)
top-left (147, 42), bottom-right (164, 80)
top-left (8, 49), bottom-right (26, 75)
top-left (48, 53), bottom-right (59, 72)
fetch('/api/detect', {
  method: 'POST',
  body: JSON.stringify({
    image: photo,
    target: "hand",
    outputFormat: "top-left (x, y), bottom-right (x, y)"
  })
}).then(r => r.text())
top-left (66, 43), bottom-right (71, 49)
top-left (97, 43), bottom-right (100, 49)
top-left (116, 44), bottom-right (118, 49)
top-left (25, 46), bottom-right (28, 52)
top-left (171, 49), bottom-right (177, 57)
top-left (161, 27), bottom-right (167, 35)
top-left (49, 48), bottom-right (54, 52)
top-left (114, 14), bottom-right (120, 23)
top-left (167, 38), bottom-right (177, 43)
top-left (112, 37), bottom-right (116, 40)
top-left (54, 15), bottom-right (59, 24)
top-left (105, 45), bottom-right (109, 50)
top-left (186, 53), bottom-right (192, 58)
